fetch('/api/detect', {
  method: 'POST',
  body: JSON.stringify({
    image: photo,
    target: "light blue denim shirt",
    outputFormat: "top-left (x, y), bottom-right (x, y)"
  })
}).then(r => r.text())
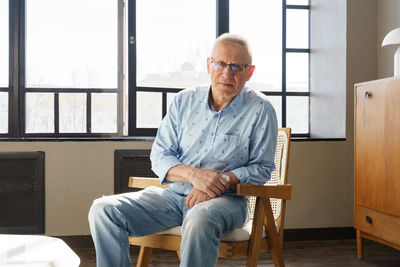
top-left (150, 84), bottom-right (278, 196)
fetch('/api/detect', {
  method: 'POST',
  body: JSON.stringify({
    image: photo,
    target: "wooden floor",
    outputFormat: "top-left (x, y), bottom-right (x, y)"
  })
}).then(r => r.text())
top-left (75, 239), bottom-right (400, 266)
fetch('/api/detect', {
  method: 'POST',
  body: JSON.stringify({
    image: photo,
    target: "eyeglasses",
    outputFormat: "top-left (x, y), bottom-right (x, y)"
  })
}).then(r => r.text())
top-left (210, 57), bottom-right (250, 74)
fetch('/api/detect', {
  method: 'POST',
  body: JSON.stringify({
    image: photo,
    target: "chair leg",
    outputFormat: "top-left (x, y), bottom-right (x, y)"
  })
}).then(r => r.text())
top-left (262, 198), bottom-right (285, 267)
top-left (357, 230), bottom-right (363, 259)
top-left (136, 246), bottom-right (153, 267)
top-left (176, 250), bottom-right (181, 261)
top-left (246, 198), bottom-right (265, 267)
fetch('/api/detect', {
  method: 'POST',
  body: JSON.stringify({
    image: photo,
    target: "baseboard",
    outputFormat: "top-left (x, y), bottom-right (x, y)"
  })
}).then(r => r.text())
top-left (56, 227), bottom-right (355, 249)
top-left (284, 227), bottom-right (356, 241)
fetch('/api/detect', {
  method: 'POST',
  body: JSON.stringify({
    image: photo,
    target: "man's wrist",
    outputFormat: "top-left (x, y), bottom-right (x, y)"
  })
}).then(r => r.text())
top-left (224, 172), bottom-right (239, 191)
top-left (186, 166), bottom-right (197, 183)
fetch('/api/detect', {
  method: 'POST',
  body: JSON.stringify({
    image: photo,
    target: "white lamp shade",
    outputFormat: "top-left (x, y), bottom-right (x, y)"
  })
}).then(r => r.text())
top-left (382, 27), bottom-right (400, 46)
top-left (382, 27), bottom-right (400, 76)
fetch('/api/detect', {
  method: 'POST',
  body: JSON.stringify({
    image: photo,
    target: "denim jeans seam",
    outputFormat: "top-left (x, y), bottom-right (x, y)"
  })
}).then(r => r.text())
top-left (118, 227), bottom-right (124, 267)
top-left (201, 221), bottom-right (215, 267)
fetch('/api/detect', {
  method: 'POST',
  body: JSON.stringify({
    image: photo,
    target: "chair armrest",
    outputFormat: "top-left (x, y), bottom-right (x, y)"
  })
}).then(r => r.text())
top-left (128, 177), bottom-right (169, 189)
top-left (236, 184), bottom-right (292, 200)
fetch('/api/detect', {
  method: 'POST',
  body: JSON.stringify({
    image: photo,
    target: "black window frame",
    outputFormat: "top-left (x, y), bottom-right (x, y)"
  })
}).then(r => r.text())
top-left (281, 1), bottom-right (310, 137)
top-left (128, 0), bottom-right (310, 137)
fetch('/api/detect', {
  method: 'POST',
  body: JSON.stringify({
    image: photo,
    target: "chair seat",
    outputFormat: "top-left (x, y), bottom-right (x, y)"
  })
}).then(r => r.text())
top-left (156, 220), bottom-right (278, 242)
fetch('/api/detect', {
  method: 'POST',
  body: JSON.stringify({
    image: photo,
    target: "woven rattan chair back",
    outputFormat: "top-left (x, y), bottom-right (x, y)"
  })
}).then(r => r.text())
top-left (248, 129), bottom-right (289, 220)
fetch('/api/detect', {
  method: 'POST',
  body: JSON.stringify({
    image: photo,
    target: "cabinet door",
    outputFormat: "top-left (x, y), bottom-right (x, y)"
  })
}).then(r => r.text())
top-left (355, 79), bottom-right (400, 217)
top-left (383, 79), bottom-right (400, 216)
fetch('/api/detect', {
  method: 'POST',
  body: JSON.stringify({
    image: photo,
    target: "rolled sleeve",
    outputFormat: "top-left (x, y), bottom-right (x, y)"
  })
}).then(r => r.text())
top-left (150, 152), bottom-right (182, 185)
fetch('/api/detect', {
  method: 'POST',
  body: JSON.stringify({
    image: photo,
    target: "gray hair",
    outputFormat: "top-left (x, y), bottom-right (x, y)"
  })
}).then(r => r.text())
top-left (212, 33), bottom-right (253, 64)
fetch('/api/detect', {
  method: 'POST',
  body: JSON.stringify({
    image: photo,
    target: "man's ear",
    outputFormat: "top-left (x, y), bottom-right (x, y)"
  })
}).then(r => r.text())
top-left (247, 65), bottom-right (256, 80)
top-left (207, 57), bottom-right (211, 74)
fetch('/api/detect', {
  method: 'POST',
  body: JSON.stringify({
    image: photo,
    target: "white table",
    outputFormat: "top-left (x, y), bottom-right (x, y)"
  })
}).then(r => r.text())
top-left (0, 235), bottom-right (80, 267)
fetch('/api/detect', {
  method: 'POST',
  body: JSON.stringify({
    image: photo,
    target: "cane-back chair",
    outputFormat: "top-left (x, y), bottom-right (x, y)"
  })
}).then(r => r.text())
top-left (128, 128), bottom-right (292, 267)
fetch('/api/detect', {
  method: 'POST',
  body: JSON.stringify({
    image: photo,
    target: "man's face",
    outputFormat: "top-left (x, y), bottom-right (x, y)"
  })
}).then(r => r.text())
top-left (207, 43), bottom-right (255, 102)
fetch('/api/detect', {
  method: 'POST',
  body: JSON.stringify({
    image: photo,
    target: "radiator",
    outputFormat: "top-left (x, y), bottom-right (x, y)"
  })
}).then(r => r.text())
top-left (0, 151), bottom-right (45, 234)
top-left (114, 150), bottom-right (157, 194)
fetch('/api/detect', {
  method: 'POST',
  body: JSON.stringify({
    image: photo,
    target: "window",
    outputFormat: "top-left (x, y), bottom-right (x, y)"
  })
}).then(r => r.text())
top-left (127, 0), bottom-right (216, 135)
top-left (128, 0), bottom-right (310, 137)
top-left (3, 0), bottom-right (123, 137)
top-left (2, 0), bottom-right (309, 138)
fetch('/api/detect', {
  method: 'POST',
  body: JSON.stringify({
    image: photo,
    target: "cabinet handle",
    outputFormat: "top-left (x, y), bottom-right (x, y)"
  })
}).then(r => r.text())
top-left (365, 216), bottom-right (372, 224)
top-left (365, 91), bottom-right (372, 99)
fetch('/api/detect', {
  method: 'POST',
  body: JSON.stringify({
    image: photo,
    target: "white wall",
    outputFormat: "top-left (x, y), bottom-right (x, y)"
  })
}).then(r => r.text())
top-left (0, 0), bottom-right (384, 235)
top-left (310, 0), bottom-right (347, 138)
top-left (0, 141), bottom-right (152, 235)
top-left (377, 0), bottom-right (400, 78)
top-left (284, 0), bottom-right (377, 229)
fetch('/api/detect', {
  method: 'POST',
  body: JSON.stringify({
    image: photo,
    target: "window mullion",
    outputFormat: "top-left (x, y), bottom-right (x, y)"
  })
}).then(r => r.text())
top-left (128, 0), bottom-right (137, 136)
top-left (87, 92), bottom-right (91, 134)
top-left (8, 0), bottom-right (21, 137)
top-left (54, 92), bottom-right (59, 134)
top-left (217, 0), bottom-right (229, 36)
top-left (162, 92), bottom-right (167, 118)
top-left (282, 0), bottom-right (287, 127)
top-left (19, 0), bottom-right (26, 137)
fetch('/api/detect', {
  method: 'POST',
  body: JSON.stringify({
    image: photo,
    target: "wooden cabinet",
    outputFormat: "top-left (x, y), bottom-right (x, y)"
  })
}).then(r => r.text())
top-left (354, 77), bottom-right (400, 259)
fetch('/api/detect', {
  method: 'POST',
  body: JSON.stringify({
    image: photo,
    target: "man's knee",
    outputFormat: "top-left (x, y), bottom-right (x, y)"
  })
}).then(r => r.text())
top-left (88, 197), bottom-right (116, 224)
top-left (182, 209), bottom-right (222, 238)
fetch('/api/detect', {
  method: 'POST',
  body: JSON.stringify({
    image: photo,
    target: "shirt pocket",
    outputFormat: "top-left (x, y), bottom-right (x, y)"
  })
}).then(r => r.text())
top-left (211, 134), bottom-right (241, 161)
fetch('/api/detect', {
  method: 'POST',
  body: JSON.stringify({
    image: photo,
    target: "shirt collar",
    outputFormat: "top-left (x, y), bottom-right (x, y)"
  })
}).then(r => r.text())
top-left (205, 86), bottom-right (245, 116)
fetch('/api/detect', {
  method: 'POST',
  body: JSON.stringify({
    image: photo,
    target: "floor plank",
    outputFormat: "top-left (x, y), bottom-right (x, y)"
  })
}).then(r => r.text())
top-left (75, 239), bottom-right (400, 266)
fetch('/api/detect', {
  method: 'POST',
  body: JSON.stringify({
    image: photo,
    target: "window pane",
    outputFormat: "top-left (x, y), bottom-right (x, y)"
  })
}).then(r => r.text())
top-left (0, 92), bottom-right (8, 133)
top-left (287, 0), bottom-right (309, 5)
top-left (26, 0), bottom-right (118, 88)
top-left (265, 95), bottom-right (282, 128)
top-left (287, 9), bottom-right (309, 49)
top-left (91, 93), bottom-right (117, 133)
top-left (26, 93), bottom-right (54, 133)
top-left (59, 93), bottom-right (86, 133)
top-left (230, 0), bottom-right (282, 92)
top-left (136, 0), bottom-right (215, 88)
top-left (286, 53), bottom-right (309, 92)
top-left (136, 92), bottom-right (162, 128)
top-left (287, 96), bottom-right (309, 133)
top-left (0, 0), bottom-right (8, 87)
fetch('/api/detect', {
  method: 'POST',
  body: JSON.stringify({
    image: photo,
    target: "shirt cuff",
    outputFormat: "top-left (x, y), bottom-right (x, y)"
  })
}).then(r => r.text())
top-left (231, 167), bottom-right (250, 184)
top-left (152, 156), bottom-right (182, 185)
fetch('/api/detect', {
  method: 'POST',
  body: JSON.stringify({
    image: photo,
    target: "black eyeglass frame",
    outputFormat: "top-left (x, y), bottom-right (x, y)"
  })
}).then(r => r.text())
top-left (210, 57), bottom-right (251, 73)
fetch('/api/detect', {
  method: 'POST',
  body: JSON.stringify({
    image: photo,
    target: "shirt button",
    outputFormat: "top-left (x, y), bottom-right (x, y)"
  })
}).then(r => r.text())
top-left (211, 132), bottom-right (214, 136)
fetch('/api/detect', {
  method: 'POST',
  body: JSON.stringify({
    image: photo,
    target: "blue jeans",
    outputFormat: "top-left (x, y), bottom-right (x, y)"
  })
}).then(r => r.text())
top-left (88, 186), bottom-right (249, 267)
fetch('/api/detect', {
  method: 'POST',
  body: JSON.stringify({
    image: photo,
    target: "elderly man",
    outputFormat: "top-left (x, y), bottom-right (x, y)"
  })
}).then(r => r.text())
top-left (89, 33), bottom-right (278, 267)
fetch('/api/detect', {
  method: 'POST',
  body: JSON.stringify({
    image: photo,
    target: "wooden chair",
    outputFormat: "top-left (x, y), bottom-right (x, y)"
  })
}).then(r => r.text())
top-left (128, 128), bottom-right (292, 267)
